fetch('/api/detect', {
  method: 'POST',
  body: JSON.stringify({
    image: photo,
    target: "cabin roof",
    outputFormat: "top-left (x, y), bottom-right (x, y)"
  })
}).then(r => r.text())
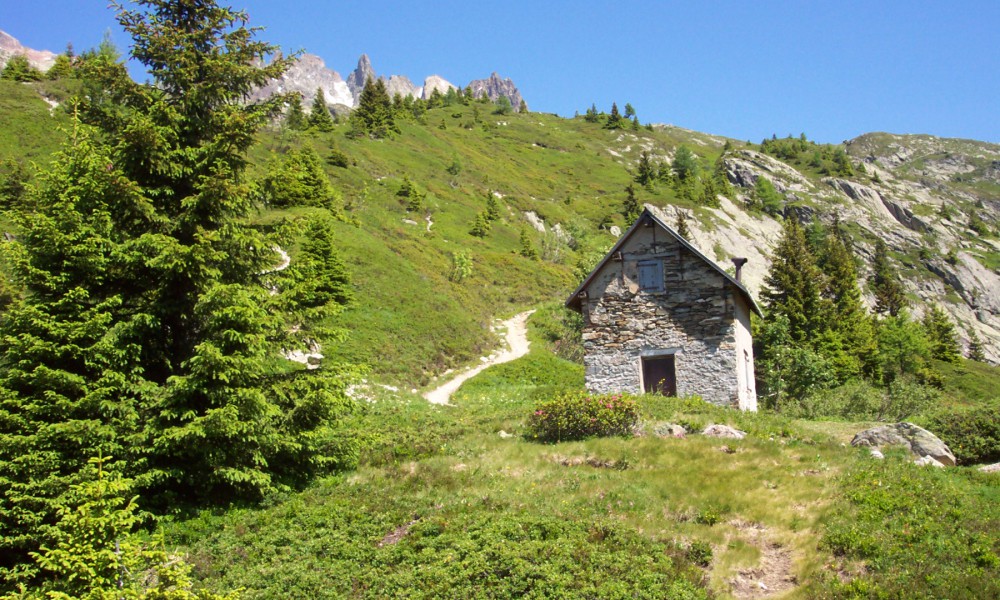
top-left (565, 204), bottom-right (763, 317)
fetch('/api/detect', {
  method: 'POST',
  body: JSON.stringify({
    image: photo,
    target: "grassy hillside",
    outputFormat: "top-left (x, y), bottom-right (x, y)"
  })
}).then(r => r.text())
top-left (161, 316), bottom-right (999, 598)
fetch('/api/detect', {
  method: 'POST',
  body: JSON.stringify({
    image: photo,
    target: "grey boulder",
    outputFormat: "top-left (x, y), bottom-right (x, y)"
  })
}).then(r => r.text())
top-left (851, 422), bottom-right (955, 466)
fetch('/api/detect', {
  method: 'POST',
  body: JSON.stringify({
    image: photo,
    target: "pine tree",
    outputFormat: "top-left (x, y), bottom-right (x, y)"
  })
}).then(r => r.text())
top-left (0, 54), bottom-right (43, 82)
top-left (470, 211), bottom-right (491, 237)
top-left (753, 176), bottom-right (783, 215)
top-left (285, 92), bottom-right (306, 130)
top-left (622, 183), bottom-right (641, 223)
top-left (307, 88), bottom-right (335, 132)
top-left (0, 7), bottom-right (357, 578)
top-left (922, 304), bottom-right (960, 363)
top-left (870, 238), bottom-right (906, 316)
top-left (485, 190), bottom-right (501, 222)
top-left (712, 153), bottom-right (735, 199)
top-left (818, 226), bottom-right (878, 378)
top-left (700, 175), bottom-right (721, 208)
top-left (967, 329), bottom-right (985, 362)
top-left (624, 103), bottom-right (636, 118)
top-left (584, 103), bottom-right (599, 123)
top-left (351, 76), bottom-right (398, 139)
top-left (604, 102), bottom-right (625, 129)
top-left (397, 175), bottom-right (425, 213)
top-left (675, 210), bottom-right (691, 239)
top-left (671, 145), bottom-right (699, 181)
top-left (519, 228), bottom-right (538, 259)
top-left (635, 151), bottom-right (656, 190)
top-left (761, 217), bottom-right (831, 344)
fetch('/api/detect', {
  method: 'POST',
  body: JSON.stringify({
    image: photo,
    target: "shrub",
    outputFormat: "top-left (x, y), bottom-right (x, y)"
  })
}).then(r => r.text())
top-left (526, 391), bottom-right (638, 443)
top-left (919, 405), bottom-right (1000, 465)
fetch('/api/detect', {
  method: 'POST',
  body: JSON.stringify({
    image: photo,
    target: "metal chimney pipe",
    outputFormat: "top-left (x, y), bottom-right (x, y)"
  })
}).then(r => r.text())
top-left (732, 257), bottom-right (748, 282)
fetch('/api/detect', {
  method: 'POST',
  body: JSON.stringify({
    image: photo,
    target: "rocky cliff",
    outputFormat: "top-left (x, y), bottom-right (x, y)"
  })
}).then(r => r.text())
top-left (468, 72), bottom-right (526, 111)
top-left (248, 52), bottom-right (353, 108)
top-left (0, 30), bottom-right (56, 72)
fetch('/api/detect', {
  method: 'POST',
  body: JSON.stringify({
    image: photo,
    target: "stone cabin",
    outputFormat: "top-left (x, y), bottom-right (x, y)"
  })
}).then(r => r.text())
top-left (565, 205), bottom-right (762, 410)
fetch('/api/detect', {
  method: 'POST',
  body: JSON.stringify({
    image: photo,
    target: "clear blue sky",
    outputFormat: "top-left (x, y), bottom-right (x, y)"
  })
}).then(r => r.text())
top-left (4, 1), bottom-right (999, 144)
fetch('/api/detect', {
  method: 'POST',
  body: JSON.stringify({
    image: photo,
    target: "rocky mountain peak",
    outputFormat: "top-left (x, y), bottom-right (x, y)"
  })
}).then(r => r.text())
top-left (248, 52), bottom-right (353, 109)
top-left (0, 29), bottom-right (57, 72)
top-left (468, 72), bottom-right (526, 112)
top-left (346, 53), bottom-right (376, 104)
top-left (422, 75), bottom-right (456, 100)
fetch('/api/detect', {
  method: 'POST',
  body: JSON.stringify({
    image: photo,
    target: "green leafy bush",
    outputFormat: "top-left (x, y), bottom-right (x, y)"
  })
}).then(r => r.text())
top-left (526, 391), bottom-right (638, 443)
top-left (919, 405), bottom-right (1000, 465)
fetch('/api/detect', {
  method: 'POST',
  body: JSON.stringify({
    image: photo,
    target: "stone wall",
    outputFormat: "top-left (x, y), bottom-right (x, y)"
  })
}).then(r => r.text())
top-left (581, 225), bottom-right (746, 407)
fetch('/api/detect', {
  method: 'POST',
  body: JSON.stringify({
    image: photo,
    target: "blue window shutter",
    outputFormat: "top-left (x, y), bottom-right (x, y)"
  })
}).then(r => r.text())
top-left (638, 260), bottom-right (663, 292)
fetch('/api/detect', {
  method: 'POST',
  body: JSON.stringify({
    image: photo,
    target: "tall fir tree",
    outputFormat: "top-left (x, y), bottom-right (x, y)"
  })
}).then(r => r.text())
top-left (622, 183), bottom-right (641, 223)
top-left (870, 238), bottom-right (906, 316)
top-left (922, 304), bottom-right (960, 363)
top-left (307, 88), bottom-right (335, 132)
top-left (351, 76), bottom-right (398, 139)
top-left (761, 217), bottom-right (831, 344)
top-left (604, 102), bottom-right (625, 129)
top-left (285, 91), bottom-right (306, 130)
top-left (0, 2), bottom-right (358, 583)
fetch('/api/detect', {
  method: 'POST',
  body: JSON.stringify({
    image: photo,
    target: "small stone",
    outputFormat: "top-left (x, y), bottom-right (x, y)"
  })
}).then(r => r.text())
top-left (914, 455), bottom-right (945, 468)
top-left (870, 449), bottom-right (885, 460)
top-left (498, 430), bottom-right (513, 439)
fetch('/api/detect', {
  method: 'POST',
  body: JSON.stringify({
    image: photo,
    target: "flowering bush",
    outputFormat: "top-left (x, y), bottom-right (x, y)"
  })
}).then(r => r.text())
top-left (526, 391), bottom-right (639, 443)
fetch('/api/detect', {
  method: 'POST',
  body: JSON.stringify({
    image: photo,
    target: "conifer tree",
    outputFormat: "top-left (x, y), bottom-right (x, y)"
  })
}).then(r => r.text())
top-left (0, 5), bottom-right (356, 581)
top-left (485, 190), bottom-right (501, 222)
top-left (0, 54), bottom-right (43, 82)
top-left (761, 217), bottom-right (831, 343)
top-left (351, 76), bottom-right (398, 138)
top-left (870, 238), bottom-right (906, 316)
top-left (622, 183), bottom-right (641, 223)
top-left (285, 92), bottom-right (306, 130)
top-left (469, 211), bottom-right (491, 237)
top-left (307, 88), bottom-right (335, 132)
top-left (700, 175), bottom-right (721, 208)
top-left (818, 226), bottom-right (878, 378)
top-left (967, 329), bottom-right (985, 362)
top-left (604, 102), bottom-right (625, 129)
top-left (671, 145), bottom-right (699, 181)
top-left (675, 210), bottom-right (691, 239)
top-left (922, 304), bottom-right (960, 363)
top-left (519, 228), bottom-right (538, 259)
top-left (635, 151), bottom-right (656, 190)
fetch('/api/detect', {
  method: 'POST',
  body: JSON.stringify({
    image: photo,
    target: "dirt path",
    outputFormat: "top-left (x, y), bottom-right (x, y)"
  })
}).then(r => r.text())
top-left (423, 310), bottom-right (535, 405)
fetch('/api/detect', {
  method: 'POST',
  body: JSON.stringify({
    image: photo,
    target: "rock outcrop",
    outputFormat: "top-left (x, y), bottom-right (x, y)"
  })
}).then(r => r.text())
top-left (468, 72), bottom-right (526, 111)
top-left (384, 74), bottom-right (420, 100)
top-left (0, 30), bottom-right (57, 72)
top-left (249, 53), bottom-right (353, 109)
top-left (346, 54), bottom-right (376, 104)
top-left (851, 422), bottom-right (956, 466)
top-left (422, 75), bottom-right (456, 100)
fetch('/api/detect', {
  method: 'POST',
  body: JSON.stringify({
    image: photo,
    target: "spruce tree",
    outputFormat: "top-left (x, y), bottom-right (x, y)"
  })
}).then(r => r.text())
top-left (307, 88), bottom-right (335, 132)
top-left (922, 304), bottom-right (960, 363)
top-left (967, 329), bottom-right (985, 362)
top-left (0, 7), bottom-right (357, 581)
top-left (761, 217), bottom-right (831, 344)
top-left (635, 150), bottom-right (656, 190)
top-left (485, 190), bottom-right (501, 222)
top-left (519, 228), bottom-right (538, 259)
top-left (285, 92), bottom-right (306, 130)
top-left (671, 145), bottom-right (699, 181)
top-left (818, 227), bottom-right (878, 378)
top-left (700, 175), bottom-right (721, 208)
top-left (351, 76), bottom-right (398, 139)
top-left (604, 102), bottom-right (625, 129)
top-left (675, 210), bottom-right (691, 239)
top-left (870, 238), bottom-right (906, 316)
top-left (622, 183), bottom-right (641, 223)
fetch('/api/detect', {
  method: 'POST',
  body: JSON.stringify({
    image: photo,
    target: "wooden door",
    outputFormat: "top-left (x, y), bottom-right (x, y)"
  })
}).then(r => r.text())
top-left (642, 356), bottom-right (676, 396)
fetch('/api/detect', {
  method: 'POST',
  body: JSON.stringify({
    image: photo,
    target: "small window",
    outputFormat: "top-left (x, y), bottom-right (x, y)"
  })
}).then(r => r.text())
top-left (637, 259), bottom-right (664, 292)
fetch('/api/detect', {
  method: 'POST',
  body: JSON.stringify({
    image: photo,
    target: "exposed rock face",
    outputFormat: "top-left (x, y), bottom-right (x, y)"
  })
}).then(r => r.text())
top-left (652, 422), bottom-right (687, 438)
top-left (851, 422), bottom-right (956, 466)
top-left (468, 72), bottom-right (526, 111)
top-left (0, 30), bottom-right (57, 72)
top-left (346, 54), bottom-right (376, 104)
top-left (384, 74), bottom-right (420, 100)
top-left (422, 75), bottom-right (456, 100)
top-left (249, 53), bottom-right (353, 109)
